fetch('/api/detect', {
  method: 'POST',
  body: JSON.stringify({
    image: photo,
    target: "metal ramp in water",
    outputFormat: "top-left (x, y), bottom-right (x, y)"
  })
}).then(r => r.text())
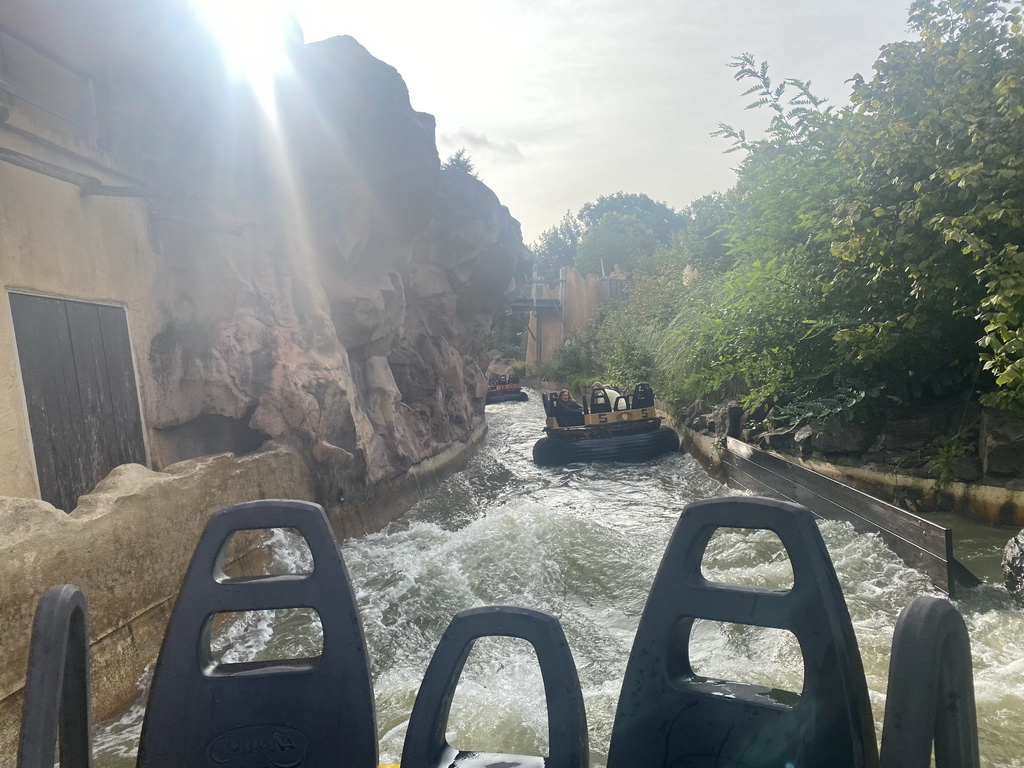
top-left (703, 433), bottom-right (981, 596)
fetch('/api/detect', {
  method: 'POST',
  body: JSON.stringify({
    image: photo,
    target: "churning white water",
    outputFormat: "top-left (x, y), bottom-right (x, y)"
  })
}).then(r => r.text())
top-left (94, 391), bottom-right (1023, 767)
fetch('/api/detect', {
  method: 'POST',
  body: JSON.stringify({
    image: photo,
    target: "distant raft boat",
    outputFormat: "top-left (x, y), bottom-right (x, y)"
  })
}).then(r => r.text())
top-left (533, 382), bottom-right (680, 465)
top-left (485, 374), bottom-right (528, 404)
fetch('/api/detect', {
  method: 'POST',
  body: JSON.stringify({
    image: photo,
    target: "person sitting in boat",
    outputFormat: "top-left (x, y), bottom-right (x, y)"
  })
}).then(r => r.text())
top-left (591, 382), bottom-right (626, 410)
top-left (554, 389), bottom-right (585, 426)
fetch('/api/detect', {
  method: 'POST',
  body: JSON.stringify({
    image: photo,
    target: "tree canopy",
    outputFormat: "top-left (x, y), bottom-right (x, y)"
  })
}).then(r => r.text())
top-left (441, 148), bottom-right (479, 178)
top-left (529, 193), bottom-right (683, 281)
top-left (534, 0), bottom-right (1024, 421)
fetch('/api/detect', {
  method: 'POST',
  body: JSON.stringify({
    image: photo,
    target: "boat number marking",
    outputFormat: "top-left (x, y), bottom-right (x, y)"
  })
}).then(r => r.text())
top-left (594, 407), bottom-right (652, 424)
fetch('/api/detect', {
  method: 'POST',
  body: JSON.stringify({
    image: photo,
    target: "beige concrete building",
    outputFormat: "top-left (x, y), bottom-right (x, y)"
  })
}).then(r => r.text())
top-left (0, 3), bottom-right (158, 508)
top-left (523, 267), bottom-right (629, 368)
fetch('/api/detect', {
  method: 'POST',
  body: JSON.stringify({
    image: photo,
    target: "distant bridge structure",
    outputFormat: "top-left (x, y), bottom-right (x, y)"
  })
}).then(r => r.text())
top-left (509, 267), bottom-right (630, 368)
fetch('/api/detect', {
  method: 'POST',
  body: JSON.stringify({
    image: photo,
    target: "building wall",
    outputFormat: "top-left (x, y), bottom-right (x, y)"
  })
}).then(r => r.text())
top-left (525, 267), bottom-right (623, 367)
top-left (527, 307), bottom-right (563, 368)
top-left (562, 268), bottom-right (603, 336)
top-left (0, 24), bottom-right (158, 502)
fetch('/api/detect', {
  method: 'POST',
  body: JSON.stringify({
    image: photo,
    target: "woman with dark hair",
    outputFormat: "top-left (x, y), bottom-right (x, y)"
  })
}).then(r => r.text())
top-left (554, 389), bottom-right (584, 426)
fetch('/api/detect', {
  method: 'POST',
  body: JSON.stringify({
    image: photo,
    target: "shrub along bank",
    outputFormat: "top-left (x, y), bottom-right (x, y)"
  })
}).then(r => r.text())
top-left (527, 0), bottom-right (1024, 504)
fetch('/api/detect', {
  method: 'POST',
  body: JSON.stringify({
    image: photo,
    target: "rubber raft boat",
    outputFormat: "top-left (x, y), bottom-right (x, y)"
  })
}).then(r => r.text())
top-left (533, 382), bottom-right (680, 465)
top-left (16, 497), bottom-right (980, 768)
top-left (484, 374), bottom-right (528, 404)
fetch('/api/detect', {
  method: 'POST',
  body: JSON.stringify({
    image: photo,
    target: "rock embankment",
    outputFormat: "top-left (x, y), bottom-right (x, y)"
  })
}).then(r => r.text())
top-left (682, 398), bottom-right (1024, 597)
top-left (1003, 530), bottom-right (1024, 603)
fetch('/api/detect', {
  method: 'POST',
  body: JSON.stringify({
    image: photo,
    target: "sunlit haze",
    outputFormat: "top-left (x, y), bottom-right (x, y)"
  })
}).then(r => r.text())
top-left (190, 0), bottom-right (295, 113)
top-left (227, 0), bottom-right (913, 243)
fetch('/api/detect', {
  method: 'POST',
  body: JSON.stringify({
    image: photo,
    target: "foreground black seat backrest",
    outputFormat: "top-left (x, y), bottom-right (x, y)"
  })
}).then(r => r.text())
top-left (137, 500), bottom-right (377, 768)
top-left (630, 382), bottom-right (654, 409)
top-left (879, 595), bottom-right (979, 768)
top-left (589, 388), bottom-right (612, 413)
top-left (18, 585), bottom-right (93, 768)
top-left (542, 392), bottom-right (556, 418)
top-left (401, 606), bottom-right (589, 768)
top-left (607, 496), bottom-right (877, 768)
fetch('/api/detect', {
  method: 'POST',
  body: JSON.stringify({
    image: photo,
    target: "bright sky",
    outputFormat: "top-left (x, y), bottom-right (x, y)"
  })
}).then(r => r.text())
top-left (279, 1), bottom-right (914, 244)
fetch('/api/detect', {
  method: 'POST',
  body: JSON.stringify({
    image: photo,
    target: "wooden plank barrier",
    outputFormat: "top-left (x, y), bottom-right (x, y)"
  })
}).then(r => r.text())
top-left (719, 436), bottom-right (980, 597)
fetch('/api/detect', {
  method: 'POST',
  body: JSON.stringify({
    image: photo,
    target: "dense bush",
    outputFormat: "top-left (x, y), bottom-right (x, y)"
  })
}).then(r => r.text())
top-left (533, 0), bottom-right (1024, 429)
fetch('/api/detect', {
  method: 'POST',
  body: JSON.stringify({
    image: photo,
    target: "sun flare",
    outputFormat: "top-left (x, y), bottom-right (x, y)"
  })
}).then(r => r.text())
top-left (190, 0), bottom-right (297, 112)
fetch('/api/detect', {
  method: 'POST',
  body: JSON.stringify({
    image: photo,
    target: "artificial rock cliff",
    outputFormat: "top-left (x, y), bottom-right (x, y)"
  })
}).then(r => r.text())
top-left (0, 5), bottom-right (529, 755)
top-left (99, 5), bottom-right (530, 513)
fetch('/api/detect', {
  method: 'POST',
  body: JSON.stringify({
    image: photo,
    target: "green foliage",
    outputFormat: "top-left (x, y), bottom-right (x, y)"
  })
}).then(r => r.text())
top-left (714, 52), bottom-right (834, 151)
top-left (834, 0), bottom-right (1024, 409)
top-left (487, 312), bottom-right (528, 359)
top-left (441, 148), bottom-right (479, 178)
top-left (531, 211), bottom-right (583, 283)
top-left (932, 432), bottom-right (972, 488)
top-left (578, 192), bottom-right (684, 241)
top-left (528, 0), bottom-right (1024, 423)
top-left (530, 193), bottom-right (683, 282)
top-left (675, 193), bottom-right (735, 274)
top-left (574, 213), bottom-right (658, 276)
top-left (531, 323), bottom-right (602, 393)
top-left (767, 383), bottom-right (882, 434)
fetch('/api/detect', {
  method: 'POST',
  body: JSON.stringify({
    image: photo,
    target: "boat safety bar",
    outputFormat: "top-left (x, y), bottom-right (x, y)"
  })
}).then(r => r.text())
top-left (13, 498), bottom-right (981, 768)
top-left (401, 606), bottom-right (588, 768)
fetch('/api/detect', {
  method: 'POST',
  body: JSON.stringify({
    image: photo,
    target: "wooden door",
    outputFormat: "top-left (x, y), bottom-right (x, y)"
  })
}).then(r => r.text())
top-left (10, 293), bottom-right (146, 512)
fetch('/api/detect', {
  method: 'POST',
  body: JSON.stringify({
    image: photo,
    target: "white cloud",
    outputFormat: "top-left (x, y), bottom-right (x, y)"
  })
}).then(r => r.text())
top-left (439, 130), bottom-right (525, 165)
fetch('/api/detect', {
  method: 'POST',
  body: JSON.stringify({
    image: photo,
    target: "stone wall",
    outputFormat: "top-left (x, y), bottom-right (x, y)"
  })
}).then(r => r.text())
top-left (682, 399), bottom-right (1024, 526)
top-left (0, 447), bottom-right (312, 765)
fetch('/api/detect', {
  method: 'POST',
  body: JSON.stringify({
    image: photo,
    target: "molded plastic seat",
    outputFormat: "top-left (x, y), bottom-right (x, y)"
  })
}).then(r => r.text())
top-left (607, 496), bottom-right (877, 768)
top-left (589, 388), bottom-right (612, 413)
top-left (630, 382), bottom-right (655, 409)
top-left (401, 606), bottom-right (589, 768)
top-left (18, 585), bottom-right (93, 768)
top-left (137, 499), bottom-right (377, 768)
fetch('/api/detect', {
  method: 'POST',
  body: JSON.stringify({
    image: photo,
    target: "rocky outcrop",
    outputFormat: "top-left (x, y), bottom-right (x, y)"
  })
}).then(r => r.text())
top-left (1003, 529), bottom-right (1024, 603)
top-left (93, 9), bottom-right (530, 516)
top-left (0, 8), bottom-right (531, 763)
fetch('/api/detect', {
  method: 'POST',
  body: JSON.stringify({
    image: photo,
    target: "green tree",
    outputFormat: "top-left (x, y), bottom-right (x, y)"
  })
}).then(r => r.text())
top-left (834, 0), bottom-right (1023, 408)
top-left (578, 192), bottom-right (684, 242)
top-left (441, 147), bottom-right (479, 178)
top-left (531, 192), bottom-right (684, 281)
top-left (531, 211), bottom-right (583, 283)
top-left (574, 212), bottom-right (658, 276)
top-left (678, 192), bottom-right (734, 273)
